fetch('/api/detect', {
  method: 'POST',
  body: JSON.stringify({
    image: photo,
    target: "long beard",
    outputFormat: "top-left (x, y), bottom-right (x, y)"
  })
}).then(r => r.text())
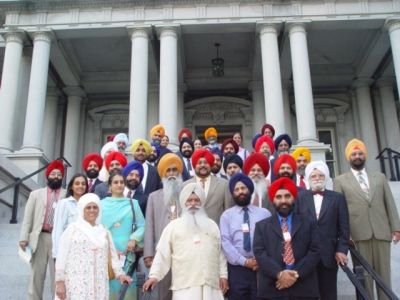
top-left (251, 175), bottom-right (267, 203)
top-left (310, 180), bottom-right (325, 191)
top-left (181, 207), bottom-right (210, 233)
top-left (162, 176), bottom-right (183, 207)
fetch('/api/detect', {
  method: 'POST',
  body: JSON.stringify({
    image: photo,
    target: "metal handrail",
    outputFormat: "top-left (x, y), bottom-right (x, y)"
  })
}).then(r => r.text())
top-left (0, 156), bottom-right (71, 224)
top-left (339, 264), bottom-right (371, 300)
top-left (376, 148), bottom-right (400, 181)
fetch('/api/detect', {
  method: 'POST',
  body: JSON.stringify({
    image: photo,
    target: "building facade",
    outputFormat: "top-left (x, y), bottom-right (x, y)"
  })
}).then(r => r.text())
top-left (0, 0), bottom-right (400, 181)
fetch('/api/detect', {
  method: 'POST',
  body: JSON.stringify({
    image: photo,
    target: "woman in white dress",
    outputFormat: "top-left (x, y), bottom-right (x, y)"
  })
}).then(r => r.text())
top-left (55, 193), bottom-right (131, 300)
top-left (52, 173), bottom-right (88, 259)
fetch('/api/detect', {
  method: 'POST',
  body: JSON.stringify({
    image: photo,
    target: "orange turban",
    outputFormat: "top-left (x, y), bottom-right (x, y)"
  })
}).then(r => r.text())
top-left (150, 124), bottom-right (165, 138)
top-left (345, 139), bottom-right (368, 161)
top-left (157, 153), bottom-right (183, 178)
top-left (291, 147), bottom-right (311, 162)
top-left (204, 127), bottom-right (218, 140)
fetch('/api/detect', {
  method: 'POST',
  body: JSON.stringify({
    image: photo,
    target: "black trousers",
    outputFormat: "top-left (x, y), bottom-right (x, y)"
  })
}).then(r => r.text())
top-left (316, 262), bottom-right (338, 300)
top-left (227, 263), bottom-right (258, 300)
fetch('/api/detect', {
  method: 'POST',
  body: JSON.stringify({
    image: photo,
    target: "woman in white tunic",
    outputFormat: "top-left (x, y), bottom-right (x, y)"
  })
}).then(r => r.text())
top-left (55, 193), bottom-right (131, 300)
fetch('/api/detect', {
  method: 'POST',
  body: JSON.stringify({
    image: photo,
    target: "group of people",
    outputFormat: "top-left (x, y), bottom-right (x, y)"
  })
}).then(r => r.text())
top-left (18, 123), bottom-right (400, 300)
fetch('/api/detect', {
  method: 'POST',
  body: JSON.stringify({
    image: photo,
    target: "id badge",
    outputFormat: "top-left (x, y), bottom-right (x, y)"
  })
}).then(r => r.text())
top-left (283, 231), bottom-right (291, 242)
top-left (193, 234), bottom-right (201, 244)
top-left (242, 223), bottom-right (250, 233)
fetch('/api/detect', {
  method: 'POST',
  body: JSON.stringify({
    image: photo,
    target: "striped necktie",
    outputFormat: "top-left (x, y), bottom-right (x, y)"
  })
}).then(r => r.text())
top-left (281, 217), bottom-right (295, 265)
top-left (243, 207), bottom-right (251, 252)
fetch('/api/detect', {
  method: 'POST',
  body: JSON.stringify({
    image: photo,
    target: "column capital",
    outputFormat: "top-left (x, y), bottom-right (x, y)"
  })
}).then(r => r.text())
top-left (63, 86), bottom-right (86, 98)
top-left (385, 18), bottom-right (400, 33)
top-left (0, 30), bottom-right (25, 44)
top-left (29, 30), bottom-right (54, 43)
top-left (127, 25), bottom-right (151, 40)
top-left (353, 77), bottom-right (374, 88)
top-left (375, 77), bottom-right (395, 89)
top-left (155, 24), bottom-right (181, 39)
top-left (256, 22), bottom-right (282, 36)
top-left (287, 21), bottom-right (312, 35)
top-left (248, 80), bottom-right (264, 91)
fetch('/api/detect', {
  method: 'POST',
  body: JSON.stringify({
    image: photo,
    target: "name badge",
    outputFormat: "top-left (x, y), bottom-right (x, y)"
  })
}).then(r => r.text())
top-left (52, 202), bottom-right (57, 209)
top-left (242, 223), bottom-right (250, 233)
top-left (283, 231), bottom-right (291, 242)
top-left (193, 234), bottom-right (201, 244)
top-left (170, 205), bottom-right (176, 213)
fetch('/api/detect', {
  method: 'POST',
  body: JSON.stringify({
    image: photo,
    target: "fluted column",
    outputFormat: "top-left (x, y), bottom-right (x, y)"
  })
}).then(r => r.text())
top-left (377, 78), bottom-right (400, 151)
top-left (349, 91), bottom-right (361, 138)
top-left (158, 26), bottom-right (179, 145)
top-left (258, 23), bottom-right (285, 135)
top-left (387, 20), bottom-right (400, 96)
top-left (128, 27), bottom-right (150, 142)
top-left (41, 88), bottom-right (60, 160)
top-left (0, 31), bottom-right (25, 153)
top-left (354, 79), bottom-right (380, 170)
top-left (289, 23), bottom-right (318, 144)
top-left (63, 87), bottom-right (85, 179)
top-left (249, 81), bottom-right (266, 134)
top-left (21, 31), bottom-right (53, 152)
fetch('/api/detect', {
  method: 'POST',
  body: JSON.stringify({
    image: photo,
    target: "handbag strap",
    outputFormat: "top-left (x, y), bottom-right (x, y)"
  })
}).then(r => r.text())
top-left (129, 197), bottom-right (137, 233)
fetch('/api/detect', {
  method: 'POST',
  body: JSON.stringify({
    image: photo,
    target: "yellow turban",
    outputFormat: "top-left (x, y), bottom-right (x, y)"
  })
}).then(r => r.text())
top-left (157, 153), bottom-right (183, 177)
top-left (150, 124), bottom-right (165, 138)
top-left (204, 127), bottom-right (218, 140)
top-left (292, 147), bottom-right (311, 162)
top-left (345, 138), bottom-right (368, 161)
top-left (131, 139), bottom-right (152, 156)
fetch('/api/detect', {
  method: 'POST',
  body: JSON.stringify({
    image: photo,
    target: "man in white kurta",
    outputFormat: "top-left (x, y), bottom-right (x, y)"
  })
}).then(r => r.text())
top-left (143, 183), bottom-right (229, 300)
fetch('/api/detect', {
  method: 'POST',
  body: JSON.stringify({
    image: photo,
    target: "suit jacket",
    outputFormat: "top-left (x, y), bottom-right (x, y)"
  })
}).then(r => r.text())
top-left (143, 189), bottom-right (182, 258)
top-left (94, 181), bottom-right (110, 200)
top-left (296, 189), bottom-right (350, 268)
top-left (333, 170), bottom-right (400, 242)
top-left (183, 175), bottom-right (234, 225)
top-left (143, 163), bottom-right (161, 196)
top-left (19, 187), bottom-right (66, 253)
top-left (176, 152), bottom-right (193, 182)
top-left (253, 212), bottom-right (320, 298)
top-left (89, 178), bottom-right (103, 193)
top-left (130, 185), bottom-right (148, 217)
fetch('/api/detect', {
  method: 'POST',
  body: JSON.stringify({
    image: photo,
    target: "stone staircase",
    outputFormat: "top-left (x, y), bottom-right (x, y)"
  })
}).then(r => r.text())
top-left (1, 183), bottom-right (400, 299)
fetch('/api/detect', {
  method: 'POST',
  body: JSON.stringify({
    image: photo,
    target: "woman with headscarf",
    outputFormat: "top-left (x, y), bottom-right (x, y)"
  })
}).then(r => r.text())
top-left (101, 172), bottom-right (145, 300)
top-left (55, 193), bottom-right (131, 300)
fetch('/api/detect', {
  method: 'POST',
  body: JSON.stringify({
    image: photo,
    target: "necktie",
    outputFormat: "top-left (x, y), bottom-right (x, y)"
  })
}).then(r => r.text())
top-left (312, 191), bottom-right (324, 196)
top-left (299, 175), bottom-right (306, 188)
top-left (243, 207), bottom-right (251, 252)
top-left (47, 191), bottom-right (57, 227)
top-left (187, 158), bottom-right (192, 171)
top-left (200, 178), bottom-right (206, 189)
top-left (252, 192), bottom-right (260, 207)
top-left (281, 217), bottom-right (295, 265)
top-left (88, 179), bottom-right (93, 192)
top-left (357, 172), bottom-right (369, 197)
top-left (127, 190), bottom-right (132, 199)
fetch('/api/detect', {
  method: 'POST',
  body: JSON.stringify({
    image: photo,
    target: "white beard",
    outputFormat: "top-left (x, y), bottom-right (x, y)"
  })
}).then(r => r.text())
top-left (309, 180), bottom-right (325, 191)
top-left (162, 176), bottom-right (183, 207)
top-left (251, 175), bottom-right (267, 203)
top-left (181, 207), bottom-right (210, 234)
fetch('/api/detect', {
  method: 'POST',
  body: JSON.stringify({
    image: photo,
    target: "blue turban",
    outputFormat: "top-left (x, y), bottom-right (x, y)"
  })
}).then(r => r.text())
top-left (252, 133), bottom-right (262, 149)
top-left (274, 134), bottom-right (292, 150)
top-left (223, 154), bottom-right (243, 172)
top-left (122, 161), bottom-right (144, 182)
top-left (211, 147), bottom-right (223, 161)
top-left (229, 173), bottom-right (254, 195)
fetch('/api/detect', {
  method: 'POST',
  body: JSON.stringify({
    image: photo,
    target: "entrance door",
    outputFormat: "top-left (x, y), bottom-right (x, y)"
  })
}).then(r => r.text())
top-left (317, 128), bottom-right (338, 177)
top-left (195, 125), bottom-right (242, 145)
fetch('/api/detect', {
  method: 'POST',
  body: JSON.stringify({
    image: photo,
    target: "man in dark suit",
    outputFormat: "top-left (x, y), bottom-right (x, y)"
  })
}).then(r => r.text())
top-left (177, 137), bottom-right (194, 181)
top-left (122, 160), bottom-right (148, 216)
top-left (297, 161), bottom-right (350, 300)
top-left (131, 138), bottom-right (162, 196)
top-left (253, 177), bottom-right (320, 300)
top-left (82, 153), bottom-right (103, 193)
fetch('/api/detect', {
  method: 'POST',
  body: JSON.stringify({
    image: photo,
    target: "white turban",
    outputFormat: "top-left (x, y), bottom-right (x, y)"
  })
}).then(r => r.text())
top-left (305, 160), bottom-right (333, 189)
top-left (78, 193), bottom-right (102, 224)
top-left (113, 133), bottom-right (129, 145)
top-left (100, 142), bottom-right (118, 159)
top-left (179, 183), bottom-right (206, 208)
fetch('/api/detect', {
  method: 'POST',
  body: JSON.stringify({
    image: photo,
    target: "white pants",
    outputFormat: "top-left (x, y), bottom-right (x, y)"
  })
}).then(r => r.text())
top-left (173, 286), bottom-right (223, 300)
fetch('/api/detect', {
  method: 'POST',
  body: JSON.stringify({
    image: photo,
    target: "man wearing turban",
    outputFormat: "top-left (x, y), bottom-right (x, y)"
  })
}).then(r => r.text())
top-left (221, 138), bottom-right (239, 158)
top-left (273, 154), bottom-right (297, 182)
top-left (291, 147), bottom-right (311, 189)
top-left (184, 149), bottom-right (234, 224)
top-left (144, 183), bottom-right (229, 299)
top-left (143, 153), bottom-right (184, 300)
top-left (261, 123), bottom-right (275, 139)
top-left (274, 134), bottom-right (292, 156)
top-left (178, 128), bottom-right (193, 142)
top-left (204, 127), bottom-right (220, 151)
top-left (220, 174), bottom-right (271, 299)
top-left (253, 178), bottom-right (320, 299)
top-left (20, 160), bottom-right (67, 300)
top-left (113, 133), bottom-right (129, 153)
top-left (222, 154), bottom-right (243, 179)
top-left (122, 161), bottom-right (148, 216)
top-left (333, 139), bottom-right (400, 299)
top-left (178, 137), bottom-right (195, 181)
top-left (81, 153), bottom-right (103, 193)
top-left (94, 151), bottom-right (127, 199)
top-left (150, 124), bottom-right (165, 145)
top-left (210, 148), bottom-right (226, 179)
top-left (131, 138), bottom-right (161, 196)
top-left (296, 161), bottom-right (350, 300)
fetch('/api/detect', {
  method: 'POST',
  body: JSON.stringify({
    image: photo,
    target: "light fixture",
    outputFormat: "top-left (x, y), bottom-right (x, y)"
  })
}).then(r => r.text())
top-left (212, 43), bottom-right (224, 77)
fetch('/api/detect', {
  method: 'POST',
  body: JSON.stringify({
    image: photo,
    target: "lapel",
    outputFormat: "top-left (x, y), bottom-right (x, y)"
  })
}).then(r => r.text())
top-left (291, 212), bottom-right (302, 238)
top-left (270, 214), bottom-right (284, 240)
top-left (40, 187), bottom-right (48, 208)
top-left (318, 191), bottom-right (334, 220)
top-left (366, 171), bottom-right (376, 201)
top-left (305, 192), bottom-right (317, 221)
top-left (345, 171), bottom-right (370, 203)
top-left (207, 176), bottom-right (217, 202)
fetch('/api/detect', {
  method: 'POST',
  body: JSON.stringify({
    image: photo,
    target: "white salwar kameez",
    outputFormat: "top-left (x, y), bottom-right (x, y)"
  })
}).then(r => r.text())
top-left (173, 286), bottom-right (223, 300)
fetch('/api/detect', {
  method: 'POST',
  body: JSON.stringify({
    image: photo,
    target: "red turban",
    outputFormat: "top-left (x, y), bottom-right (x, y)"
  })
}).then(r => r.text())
top-left (191, 149), bottom-right (215, 168)
top-left (268, 177), bottom-right (297, 202)
top-left (273, 153), bottom-right (297, 176)
top-left (221, 138), bottom-right (239, 154)
top-left (104, 151), bottom-right (128, 170)
top-left (243, 153), bottom-right (270, 176)
top-left (178, 128), bottom-right (193, 142)
top-left (45, 160), bottom-right (65, 178)
top-left (261, 123), bottom-right (275, 138)
top-left (255, 136), bottom-right (275, 155)
top-left (82, 153), bottom-right (103, 171)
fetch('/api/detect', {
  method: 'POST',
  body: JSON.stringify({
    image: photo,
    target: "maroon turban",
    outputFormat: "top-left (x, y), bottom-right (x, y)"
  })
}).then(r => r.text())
top-left (178, 128), bottom-right (193, 142)
top-left (261, 123), bottom-right (275, 138)
top-left (221, 138), bottom-right (239, 154)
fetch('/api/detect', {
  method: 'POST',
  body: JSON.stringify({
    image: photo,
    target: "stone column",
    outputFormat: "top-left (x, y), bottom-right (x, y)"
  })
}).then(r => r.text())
top-left (249, 81), bottom-right (266, 134)
top-left (63, 87), bottom-right (85, 180)
top-left (147, 84), bottom-right (159, 139)
top-left (387, 20), bottom-right (400, 97)
top-left (258, 23), bottom-right (285, 135)
top-left (349, 91), bottom-right (361, 138)
top-left (158, 26), bottom-right (179, 146)
top-left (377, 78), bottom-right (400, 151)
top-left (20, 31), bottom-right (52, 152)
top-left (128, 27), bottom-right (150, 142)
top-left (41, 88), bottom-right (60, 160)
top-left (288, 23), bottom-right (318, 144)
top-left (177, 84), bottom-right (186, 133)
top-left (282, 80), bottom-right (293, 136)
top-left (0, 31), bottom-right (25, 153)
top-left (354, 79), bottom-right (380, 170)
